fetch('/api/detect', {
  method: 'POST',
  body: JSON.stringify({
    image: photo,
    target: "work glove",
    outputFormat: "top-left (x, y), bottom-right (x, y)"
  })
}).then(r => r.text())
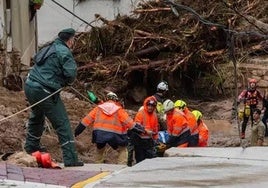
top-left (131, 123), bottom-right (146, 134)
top-left (156, 143), bottom-right (167, 153)
top-left (74, 122), bottom-right (86, 137)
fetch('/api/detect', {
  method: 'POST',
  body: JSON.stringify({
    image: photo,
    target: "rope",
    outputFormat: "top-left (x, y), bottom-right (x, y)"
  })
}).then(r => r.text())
top-left (51, 0), bottom-right (95, 28)
top-left (0, 88), bottom-right (62, 123)
top-left (69, 86), bottom-right (95, 106)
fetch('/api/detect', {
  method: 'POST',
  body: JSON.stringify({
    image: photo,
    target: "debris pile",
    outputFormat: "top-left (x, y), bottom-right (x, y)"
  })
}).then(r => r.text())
top-left (73, 0), bottom-right (268, 99)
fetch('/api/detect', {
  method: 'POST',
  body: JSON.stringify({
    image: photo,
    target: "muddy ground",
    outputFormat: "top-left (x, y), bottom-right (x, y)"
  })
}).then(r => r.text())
top-left (0, 86), bottom-right (258, 164)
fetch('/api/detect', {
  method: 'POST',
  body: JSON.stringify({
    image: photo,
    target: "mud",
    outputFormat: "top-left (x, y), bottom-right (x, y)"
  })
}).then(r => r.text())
top-left (0, 86), bottom-right (258, 164)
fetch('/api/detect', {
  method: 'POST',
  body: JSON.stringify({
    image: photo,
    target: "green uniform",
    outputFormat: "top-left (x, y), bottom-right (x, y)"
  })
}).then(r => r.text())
top-left (24, 38), bottom-right (79, 166)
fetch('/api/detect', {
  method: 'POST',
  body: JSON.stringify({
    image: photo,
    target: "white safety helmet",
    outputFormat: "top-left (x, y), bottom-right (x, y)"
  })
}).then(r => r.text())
top-left (157, 81), bottom-right (169, 92)
top-left (163, 99), bottom-right (174, 113)
top-left (106, 92), bottom-right (119, 101)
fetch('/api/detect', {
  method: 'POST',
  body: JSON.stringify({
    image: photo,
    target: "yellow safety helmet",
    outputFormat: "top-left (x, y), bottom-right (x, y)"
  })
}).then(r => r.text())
top-left (192, 110), bottom-right (202, 121)
top-left (174, 100), bottom-right (186, 109)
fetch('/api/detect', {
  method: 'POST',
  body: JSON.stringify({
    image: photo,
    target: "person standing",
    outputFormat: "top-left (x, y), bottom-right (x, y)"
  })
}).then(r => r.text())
top-left (24, 28), bottom-right (83, 167)
top-left (238, 78), bottom-right (263, 139)
top-left (153, 81), bottom-right (169, 131)
top-left (133, 96), bottom-right (159, 164)
top-left (74, 92), bottom-right (143, 165)
top-left (251, 109), bottom-right (265, 146)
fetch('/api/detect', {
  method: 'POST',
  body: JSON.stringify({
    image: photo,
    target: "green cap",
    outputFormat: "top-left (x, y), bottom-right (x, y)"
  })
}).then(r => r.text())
top-left (58, 28), bottom-right (75, 41)
top-left (59, 28), bottom-right (75, 35)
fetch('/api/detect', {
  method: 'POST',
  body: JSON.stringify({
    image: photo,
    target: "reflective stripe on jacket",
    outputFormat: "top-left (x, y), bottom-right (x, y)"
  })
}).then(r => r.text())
top-left (81, 100), bottom-right (135, 134)
top-left (166, 109), bottom-right (190, 137)
top-left (134, 97), bottom-right (159, 140)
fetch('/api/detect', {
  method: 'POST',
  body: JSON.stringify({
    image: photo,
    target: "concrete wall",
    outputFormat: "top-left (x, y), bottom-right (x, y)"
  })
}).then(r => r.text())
top-left (37, 0), bottom-right (141, 44)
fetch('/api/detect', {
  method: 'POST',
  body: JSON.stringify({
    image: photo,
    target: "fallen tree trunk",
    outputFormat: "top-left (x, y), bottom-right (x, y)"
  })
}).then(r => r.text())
top-left (133, 43), bottom-right (171, 58)
top-left (124, 59), bottom-right (168, 75)
top-left (245, 15), bottom-right (268, 33)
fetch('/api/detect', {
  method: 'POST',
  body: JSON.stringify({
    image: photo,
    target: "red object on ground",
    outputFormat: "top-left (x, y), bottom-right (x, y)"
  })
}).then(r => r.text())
top-left (32, 151), bottom-right (61, 169)
top-left (41, 153), bottom-right (52, 168)
top-left (31, 151), bottom-right (42, 164)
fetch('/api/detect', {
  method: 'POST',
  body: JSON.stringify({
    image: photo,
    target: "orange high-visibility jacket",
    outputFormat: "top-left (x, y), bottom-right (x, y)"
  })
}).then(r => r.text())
top-left (81, 100), bottom-right (135, 134)
top-left (197, 120), bottom-right (209, 147)
top-left (183, 107), bottom-right (199, 135)
top-left (166, 109), bottom-right (190, 137)
top-left (135, 97), bottom-right (159, 140)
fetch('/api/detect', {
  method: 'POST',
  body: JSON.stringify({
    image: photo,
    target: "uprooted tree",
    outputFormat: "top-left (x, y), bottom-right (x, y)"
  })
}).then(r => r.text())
top-left (72, 0), bottom-right (268, 101)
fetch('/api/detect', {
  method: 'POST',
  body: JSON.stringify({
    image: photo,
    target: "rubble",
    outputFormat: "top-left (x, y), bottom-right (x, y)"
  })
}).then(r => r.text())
top-left (72, 0), bottom-right (268, 99)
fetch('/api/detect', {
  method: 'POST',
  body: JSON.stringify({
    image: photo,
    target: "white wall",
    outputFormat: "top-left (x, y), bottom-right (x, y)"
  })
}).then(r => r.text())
top-left (0, 0), bottom-right (4, 40)
top-left (37, 0), bottom-right (141, 44)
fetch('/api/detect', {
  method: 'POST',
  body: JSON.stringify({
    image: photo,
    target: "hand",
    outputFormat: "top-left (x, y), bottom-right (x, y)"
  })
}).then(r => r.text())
top-left (74, 122), bottom-right (86, 137)
top-left (156, 143), bottom-right (167, 153)
top-left (131, 123), bottom-right (145, 134)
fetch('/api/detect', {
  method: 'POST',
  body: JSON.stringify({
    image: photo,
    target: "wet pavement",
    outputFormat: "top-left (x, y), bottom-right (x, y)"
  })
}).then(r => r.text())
top-left (2, 147), bottom-right (268, 187)
top-left (87, 147), bottom-right (268, 188)
top-left (0, 162), bottom-right (124, 187)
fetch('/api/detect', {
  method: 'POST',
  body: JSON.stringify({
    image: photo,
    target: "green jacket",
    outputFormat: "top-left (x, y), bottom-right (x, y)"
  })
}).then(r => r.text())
top-left (29, 38), bottom-right (77, 91)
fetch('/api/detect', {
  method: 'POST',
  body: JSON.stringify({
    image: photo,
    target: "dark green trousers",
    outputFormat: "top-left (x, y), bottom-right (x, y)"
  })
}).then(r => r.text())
top-left (24, 81), bottom-right (78, 165)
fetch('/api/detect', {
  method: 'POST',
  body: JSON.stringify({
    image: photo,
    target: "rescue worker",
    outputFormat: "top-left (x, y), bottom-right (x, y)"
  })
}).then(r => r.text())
top-left (74, 92), bottom-right (144, 165)
top-left (192, 110), bottom-right (209, 147)
top-left (163, 99), bottom-right (191, 148)
top-left (133, 96), bottom-right (159, 164)
top-left (238, 78), bottom-right (263, 139)
top-left (132, 81), bottom-right (169, 160)
top-left (153, 81), bottom-right (169, 131)
top-left (251, 108), bottom-right (265, 146)
top-left (174, 100), bottom-right (199, 147)
top-left (24, 28), bottom-right (83, 167)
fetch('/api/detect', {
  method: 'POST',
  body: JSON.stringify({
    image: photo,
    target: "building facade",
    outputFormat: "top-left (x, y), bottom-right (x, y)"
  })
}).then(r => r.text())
top-left (37, 0), bottom-right (141, 44)
top-left (0, 0), bottom-right (37, 80)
